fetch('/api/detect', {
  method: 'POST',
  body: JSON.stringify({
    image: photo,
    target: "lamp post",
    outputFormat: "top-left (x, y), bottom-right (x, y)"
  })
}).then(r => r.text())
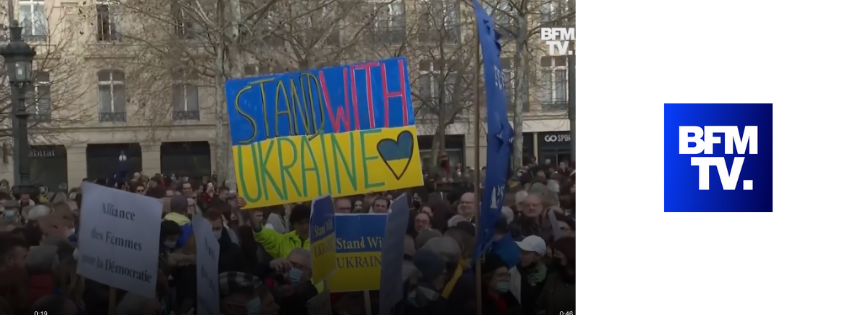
top-left (1, 20), bottom-right (37, 192)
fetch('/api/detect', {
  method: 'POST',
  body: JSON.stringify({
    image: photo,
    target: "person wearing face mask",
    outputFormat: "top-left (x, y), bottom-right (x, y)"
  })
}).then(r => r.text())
top-left (406, 250), bottom-right (449, 315)
top-left (158, 220), bottom-right (183, 273)
top-left (479, 253), bottom-right (516, 315)
top-left (510, 235), bottom-right (548, 315)
top-left (429, 152), bottom-right (454, 188)
top-left (275, 248), bottom-right (318, 314)
top-left (535, 237), bottom-right (575, 314)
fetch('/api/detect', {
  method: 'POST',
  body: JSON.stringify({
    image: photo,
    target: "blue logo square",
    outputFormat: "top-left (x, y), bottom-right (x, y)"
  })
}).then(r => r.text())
top-left (664, 103), bottom-right (773, 212)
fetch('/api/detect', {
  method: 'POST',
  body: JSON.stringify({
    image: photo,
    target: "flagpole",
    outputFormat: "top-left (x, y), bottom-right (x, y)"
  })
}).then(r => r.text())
top-left (473, 25), bottom-right (484, 315)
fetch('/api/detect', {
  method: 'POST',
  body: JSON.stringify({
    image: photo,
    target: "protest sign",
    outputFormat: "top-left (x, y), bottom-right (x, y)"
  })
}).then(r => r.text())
top-left (310, 195), bottom-right (337, 282)
top-left (76, 182), bottom-right (162, 299)
top-left (378, 194), bottom-right (409, 315)
top-left (471, 0), bottom-right (515, 262)
top-left (327, 213), bottom-right (386, 292)
top-left (225, 57), bottom-right (423, 209)
top-left (192, 216), bottom-right (220, 315)
top-left (307, 285), bottom-right (332, 315)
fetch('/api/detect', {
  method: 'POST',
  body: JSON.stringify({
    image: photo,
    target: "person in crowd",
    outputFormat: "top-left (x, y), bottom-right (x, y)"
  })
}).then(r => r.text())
top-left (457, 192), bottom-right (477, 222)
top-left (219, 271), bottom-right (280, 315)
top-left (413, 212), bottom-right (431, 234)
top-left (536, 236), bottom-right (575, 314)
top-left (353, 200), bottom-right (363, 213)
top-left (424, 198), bottom-right (453, 232)
top-left (25, 204), bottom-right (51, 222)
top-left (159, 220), bottom-right (184, 272)
top-left (335, 198), bottom-right (353, 214)
top-left (419, 237), bottom-right (475, 315)
top-left (25, 244), bottom-right (59, 308)
top-left (204, 207), bottom-right (240, 250)
top-left (181, 181), bottom-right (194, 197)
top-left (262, 205), bottom-right (288, 234)
top-left (371, 197), bottom-right (390, 213)
top-left (420, 205), bottom-right (434, 217)
top-left (415, 227), bottom-right (442, 248)
top-left (510, 235), bottom-right (548, 315)
top-left (406, 250), bottom-right (449, 315)
top-left (0, 233), bottom-right (28, 272)
top-left (276, 248), bottom-right (318, 315)
top-left (163, 195), bottom-right (193, 249)
top-left (245, 201), bottom-right (310, 260)
top-left (480, 253), bottom-right (516, 315)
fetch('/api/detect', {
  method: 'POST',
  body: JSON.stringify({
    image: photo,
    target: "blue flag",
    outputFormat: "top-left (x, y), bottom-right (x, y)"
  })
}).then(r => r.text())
top-left (471, 0), bottom-right (515, 263)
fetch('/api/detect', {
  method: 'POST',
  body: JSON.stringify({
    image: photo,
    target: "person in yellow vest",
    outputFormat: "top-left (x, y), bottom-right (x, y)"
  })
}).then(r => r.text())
top-left (239, 198), bottom-right (325, 292)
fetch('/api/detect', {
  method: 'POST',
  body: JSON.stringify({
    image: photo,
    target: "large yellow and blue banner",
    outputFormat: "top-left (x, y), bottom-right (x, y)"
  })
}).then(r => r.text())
top-left (225, 57), bottom-right (423, 209)
top-left (327, 214), bottom-right (386, 292)
top-left (310, 195), bottom-right (337, 283)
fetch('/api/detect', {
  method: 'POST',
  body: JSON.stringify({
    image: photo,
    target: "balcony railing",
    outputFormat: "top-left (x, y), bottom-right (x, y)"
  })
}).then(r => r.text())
top-left (99, 112), bottom-right (127, 122)
top-left (541, 101), bottom-right (568, 111)
top-left (173, 110), bottom-right (200, 121)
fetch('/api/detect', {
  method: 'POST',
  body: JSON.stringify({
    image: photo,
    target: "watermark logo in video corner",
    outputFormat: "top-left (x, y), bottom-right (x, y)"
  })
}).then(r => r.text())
top-left (663, 103), bottom-right (774, 212)
top-left (541, 27), bottom-right (575, 56)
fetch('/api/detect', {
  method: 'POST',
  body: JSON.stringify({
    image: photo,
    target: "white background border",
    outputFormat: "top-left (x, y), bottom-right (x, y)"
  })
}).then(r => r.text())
top-left (581, 0), bottom-right (851, 314)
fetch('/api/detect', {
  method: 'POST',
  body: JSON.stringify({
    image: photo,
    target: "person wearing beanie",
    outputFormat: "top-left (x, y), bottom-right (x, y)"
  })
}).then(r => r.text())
top-left (478, 253), bottom-right (516, 315)
top-left (406, 250), bottom-right (449, 315)
top-left (163, 195), bottom-right (193, 249)
top-left (415, 229), bottom-right (442, 250)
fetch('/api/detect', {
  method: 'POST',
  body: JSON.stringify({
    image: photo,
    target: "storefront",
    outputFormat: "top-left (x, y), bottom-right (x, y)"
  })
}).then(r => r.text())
top-left (417, 135), bottom-right (466, 167)
top-left (160, 141), bottom-right (212, 182)
top-left (536, 132), bottom-right (572, 166)
top-left (29, 145), bottom-right (69, 192)
top-left (521, 133), bottom-right (535, 164)
top-left (86, 143), bottom-right (143, 182)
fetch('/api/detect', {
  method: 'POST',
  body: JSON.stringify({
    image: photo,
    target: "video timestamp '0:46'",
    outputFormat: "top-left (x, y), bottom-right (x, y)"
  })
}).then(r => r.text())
top-left (560, 312), bottom-right (574, 315)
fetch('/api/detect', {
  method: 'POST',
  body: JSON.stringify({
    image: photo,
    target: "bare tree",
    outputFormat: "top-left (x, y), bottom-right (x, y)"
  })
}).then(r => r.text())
top-left (483, 0), bottom-right (574, 168)
top-left (0, 6), bottom-right (89, 151)
top-left (362, 0), bottom-right (479, 167)
top-left (116, 0), bottom-right (385, 185)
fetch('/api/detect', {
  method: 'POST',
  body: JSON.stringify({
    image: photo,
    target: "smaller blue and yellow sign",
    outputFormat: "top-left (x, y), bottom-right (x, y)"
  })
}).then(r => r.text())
top-left (310, 196), bottom-right (337, 282)
top-left (327, 214), bottom-right (386, 292)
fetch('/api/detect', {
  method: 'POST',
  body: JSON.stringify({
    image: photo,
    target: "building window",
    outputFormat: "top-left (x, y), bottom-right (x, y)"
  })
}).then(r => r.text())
top-left (172, 70), bottom-right (200, 121)
top-left (243, 64), bottom-right (287, 77)
top-left (367, 0), bottom-right (405, 44)
top-left (27, 71), bottom-right (51, 121)
top-left (174, 5), bottom-right (194, 39)
top-left (418, 60), bottom-right (458, 116)
top-left (417, 0), bottom-right (460, 43)
top-left (97, 70), bottom-right (127, 122)
top-left (306, 6), bottom-right (340, 45)
top-left (19, 0), bottom-right (47, 41)
top-left (96, 0), bottom-right (122, 42)
top-left (540, 0), bottom-right (569, 26)
top-left (539, 56), bottom-right (568, 111)
top-left (484, 1), bottom-right (512, 28)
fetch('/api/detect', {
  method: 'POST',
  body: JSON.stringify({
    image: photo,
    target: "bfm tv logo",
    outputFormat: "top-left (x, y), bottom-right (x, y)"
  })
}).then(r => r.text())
top-left (664, 104), bottom-right (773, 212)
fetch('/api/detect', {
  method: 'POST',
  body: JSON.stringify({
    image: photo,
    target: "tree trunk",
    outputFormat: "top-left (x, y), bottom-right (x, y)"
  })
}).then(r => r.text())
top-left (512, 16), bottom-right (530, 170)
top-left (224, 0), bottom-right (244, 189)
top-left (214, 43), bottom-right (228, 186)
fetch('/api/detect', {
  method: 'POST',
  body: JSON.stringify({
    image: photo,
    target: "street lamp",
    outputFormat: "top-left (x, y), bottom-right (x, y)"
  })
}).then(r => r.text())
top-left (1, 20), bottom-right (37, 193)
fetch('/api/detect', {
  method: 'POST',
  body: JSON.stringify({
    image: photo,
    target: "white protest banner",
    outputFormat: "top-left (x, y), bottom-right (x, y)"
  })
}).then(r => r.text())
top-left (192, 216), bottom-right (220, 315)
top-left (76, 182), bottom-right (162, 299)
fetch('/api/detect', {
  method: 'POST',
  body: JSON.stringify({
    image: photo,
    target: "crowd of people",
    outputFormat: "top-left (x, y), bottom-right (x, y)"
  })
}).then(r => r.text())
top-left (0, 153), bottom-right (575, 315)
